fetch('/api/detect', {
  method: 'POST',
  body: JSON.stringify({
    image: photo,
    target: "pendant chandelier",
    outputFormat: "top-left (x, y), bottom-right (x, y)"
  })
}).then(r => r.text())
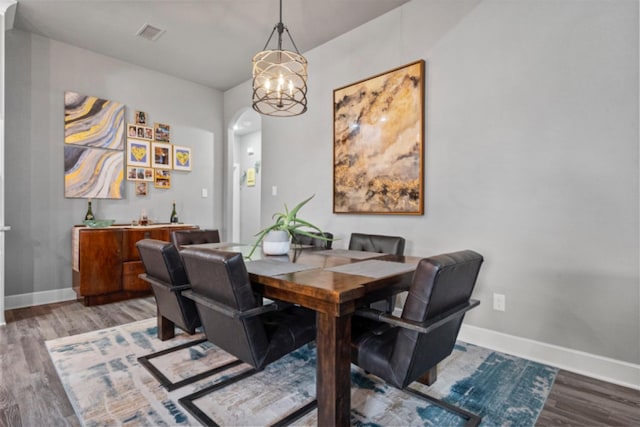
top-left (252, 0), bottom-right (307, 117)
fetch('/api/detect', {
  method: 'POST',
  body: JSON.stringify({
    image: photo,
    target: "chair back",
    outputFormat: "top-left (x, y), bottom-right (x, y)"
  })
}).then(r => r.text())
top-left (136, 239), bottom-right (200, 333)
top-left (291, 231), bottom-right (333, 249)
top-left (349, 233), bottom-right (405, 255)
top-left (181, 248), bottom-right (269, 368)
top-left (171, 229), bottom-right (220, 248)
top-left (391, 250), bottom-right (483, 387)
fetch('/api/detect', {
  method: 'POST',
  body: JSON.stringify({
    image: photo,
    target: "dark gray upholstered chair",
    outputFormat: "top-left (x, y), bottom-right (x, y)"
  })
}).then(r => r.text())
top-left (137, 239), bottom-right (200, 335)
top-left (178, 248), bottom-right (318, 426)
top-left (136, 239), bottom-right (242, 390)
top-left (351, 250), bottom-right (484, 426)
top-left (170, 229), bottom-right (220, 248)
top-left (291, 231), bottom-right (334, 249)
top-left (349, 232), bottom-right (406, 256)
top-left (349, 232), bottom-right (406, 312)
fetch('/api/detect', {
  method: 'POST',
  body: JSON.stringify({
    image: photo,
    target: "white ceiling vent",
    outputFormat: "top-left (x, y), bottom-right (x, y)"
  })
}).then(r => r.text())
top-left (135, 23), bottom-right (165, 41)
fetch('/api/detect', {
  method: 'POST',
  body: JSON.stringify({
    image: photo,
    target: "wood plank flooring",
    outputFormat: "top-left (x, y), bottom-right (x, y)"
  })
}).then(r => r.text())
top-left (539, 370), bottom-right (640, 426)
top-left (1, 297), bottom-right (638, 426)
top-left (0, 297), bottom-right (157, 427)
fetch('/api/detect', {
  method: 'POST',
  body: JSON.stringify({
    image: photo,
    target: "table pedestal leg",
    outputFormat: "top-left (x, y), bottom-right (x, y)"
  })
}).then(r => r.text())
top-left (316, 311), bottom-right (351, 427)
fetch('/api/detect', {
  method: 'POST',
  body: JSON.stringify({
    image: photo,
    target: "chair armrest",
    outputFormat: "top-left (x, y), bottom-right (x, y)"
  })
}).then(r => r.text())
top-left (264, 300), bottom-right (294, 312)
top-left (138, 273), bottom-right (152, 282)
top-left (138, 273), bottom-right (168, 288)
top-left (354, 299), bottom-right (480, 334)
top-left (182, 290), bottom-right (283, 320)
top-left (138, 274), bottom-right (190, 293)
top-left (237, 302), bottom-right (286, 319)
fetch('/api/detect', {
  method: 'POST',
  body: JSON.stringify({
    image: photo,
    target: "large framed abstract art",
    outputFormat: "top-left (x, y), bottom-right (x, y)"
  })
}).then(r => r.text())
top-left (64, 91), bottom-right (125, 199)
top-left (333, 60), bottom-right (425, 215)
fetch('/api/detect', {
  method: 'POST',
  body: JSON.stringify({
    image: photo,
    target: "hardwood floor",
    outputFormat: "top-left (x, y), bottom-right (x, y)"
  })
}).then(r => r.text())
top-left (538, 370), bottom-right (640, 426)
top-left (0, 297), bottom-right (157, 427)
top-left (0, 297), bottom-right (638, 426)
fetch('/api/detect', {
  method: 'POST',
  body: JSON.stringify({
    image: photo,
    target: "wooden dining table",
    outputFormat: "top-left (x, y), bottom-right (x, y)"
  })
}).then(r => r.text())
top-left (181, 243), bottom-right (421, 426)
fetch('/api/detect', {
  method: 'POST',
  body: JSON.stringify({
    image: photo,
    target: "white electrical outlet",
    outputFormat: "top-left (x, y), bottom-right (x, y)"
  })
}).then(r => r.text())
top-left (272, 186), bottom-right (278, 196)
top-left (493, 293), bottom-right (506, 312)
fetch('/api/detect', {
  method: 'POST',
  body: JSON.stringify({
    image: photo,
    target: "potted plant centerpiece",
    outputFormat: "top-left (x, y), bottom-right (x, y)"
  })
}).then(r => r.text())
top-left (247, 194), bottom-right (331, 258)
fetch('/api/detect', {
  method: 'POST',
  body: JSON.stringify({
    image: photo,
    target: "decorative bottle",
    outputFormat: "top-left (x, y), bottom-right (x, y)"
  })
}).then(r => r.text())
top-left (170, 201), bottom-right (179, 223)
top-left (84, 199), bottom-right (95, 221)
top-left (140, 208), bottom-right (148, 226)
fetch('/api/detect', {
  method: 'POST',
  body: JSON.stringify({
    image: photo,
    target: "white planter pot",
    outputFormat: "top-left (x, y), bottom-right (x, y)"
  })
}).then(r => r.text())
top-left (262, 230), bottom-right (291, 255)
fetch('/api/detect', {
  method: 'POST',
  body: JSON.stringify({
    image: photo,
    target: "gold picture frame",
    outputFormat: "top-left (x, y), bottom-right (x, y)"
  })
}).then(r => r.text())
top-left (151, 142), bottom-right (172, 169)
top-left (154, 169), bottom-right (171, 189)
top-left (127, 123), bottom-right (154, 141)
top-left (126, 166), bottom-right (153, 182)
top-left (135, 182), bottom-right (148, 196)
top-left (134, 110), bottom-right (147, 125)
top-left (333, 60), bottom-right (425, 215)
top-left (126, 139), bottom-right (150, 167)
top-left (172, 145), bottom-right (192, 171)
top-left (154, 122), bottom-right (171, 142)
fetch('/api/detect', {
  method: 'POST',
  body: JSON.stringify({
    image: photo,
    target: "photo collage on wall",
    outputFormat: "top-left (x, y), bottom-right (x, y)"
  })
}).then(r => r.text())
top-left (125, 110), bottom-right (192, 196)
top-left (63, 92), bottom-right (193, 199)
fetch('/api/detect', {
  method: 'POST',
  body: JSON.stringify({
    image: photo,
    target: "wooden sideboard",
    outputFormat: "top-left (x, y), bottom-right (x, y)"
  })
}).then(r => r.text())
top-left (72, 224), bottom-right (197, 306)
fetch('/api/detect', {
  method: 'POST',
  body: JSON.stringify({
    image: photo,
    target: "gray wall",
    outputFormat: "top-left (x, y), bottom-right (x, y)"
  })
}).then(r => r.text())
top-left (5, 29), bottom-right (224, 297)
top-left (224, 0), bottom-right (639, 364)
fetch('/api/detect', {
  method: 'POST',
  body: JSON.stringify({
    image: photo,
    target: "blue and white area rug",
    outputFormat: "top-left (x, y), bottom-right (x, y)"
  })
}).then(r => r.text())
top-left (46, 318), bottom-right (558, 426)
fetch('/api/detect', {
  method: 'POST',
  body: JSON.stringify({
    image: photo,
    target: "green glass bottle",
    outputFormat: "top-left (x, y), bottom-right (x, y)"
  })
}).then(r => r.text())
top-left (170, 201), bottom-right (179, 223)
top-left (84, 199), bottom-right (95, 221)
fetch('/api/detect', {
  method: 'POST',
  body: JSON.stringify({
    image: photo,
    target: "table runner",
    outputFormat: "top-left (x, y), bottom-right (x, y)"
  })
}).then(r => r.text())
top-left (246, 259), bottom-right (317, 276)
top-left (324, 260), bottom-right (416, 279)
top-left (315, 249), bottom-right (383, 260)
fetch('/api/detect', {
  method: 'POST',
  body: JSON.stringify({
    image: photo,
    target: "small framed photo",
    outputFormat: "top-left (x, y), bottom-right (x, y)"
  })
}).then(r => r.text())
top-left (154, 169), bottom-right (171, 189)
top-left (152, 142), bottom-right (172, 169)
top-left (247, 167), bottom-right (256, 186)
top-left (126, 166), bottom-right (153, 182)
top-left (154, 122), bottom-right (171, 142)
top-left (135, 182), bottom-right (148, 196)
top-left (135, 110), bottom-right (147, 125)
top-left (173, 145), bottom-right (192, 171)
top-left (127, 123), bottom-right (138, 138)
top-left (126, 139), bottom-right (150, 167)
top-left (144, 126), bottom-right (154, 140)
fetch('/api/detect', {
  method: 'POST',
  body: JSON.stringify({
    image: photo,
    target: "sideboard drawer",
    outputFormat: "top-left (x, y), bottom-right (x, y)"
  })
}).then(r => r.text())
top-left (122, 261), bottom-right (149, 292)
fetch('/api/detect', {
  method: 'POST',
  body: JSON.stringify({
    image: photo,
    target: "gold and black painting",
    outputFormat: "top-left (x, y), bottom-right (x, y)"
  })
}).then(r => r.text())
top-left (333, 60), bottom-right (424, 214)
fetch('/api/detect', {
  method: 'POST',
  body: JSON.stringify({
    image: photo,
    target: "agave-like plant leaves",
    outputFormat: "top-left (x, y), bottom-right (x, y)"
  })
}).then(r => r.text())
top-left (246, 194), bottom-right (332, 259)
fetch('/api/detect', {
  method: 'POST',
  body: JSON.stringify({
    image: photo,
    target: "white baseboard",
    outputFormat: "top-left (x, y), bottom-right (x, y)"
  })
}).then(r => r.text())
top-left (4, 288), bottom-right (77, 311)
top-left (459, 324), bottom-right (640, 391)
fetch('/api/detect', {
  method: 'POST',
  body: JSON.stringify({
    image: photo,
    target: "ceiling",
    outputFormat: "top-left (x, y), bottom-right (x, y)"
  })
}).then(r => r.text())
top-left (12, 0), bottom-right (409, 91)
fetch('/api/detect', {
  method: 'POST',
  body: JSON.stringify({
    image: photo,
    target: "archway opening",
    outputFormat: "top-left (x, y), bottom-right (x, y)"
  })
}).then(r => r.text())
top-left (228, 109), bottom-right (261, 243)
